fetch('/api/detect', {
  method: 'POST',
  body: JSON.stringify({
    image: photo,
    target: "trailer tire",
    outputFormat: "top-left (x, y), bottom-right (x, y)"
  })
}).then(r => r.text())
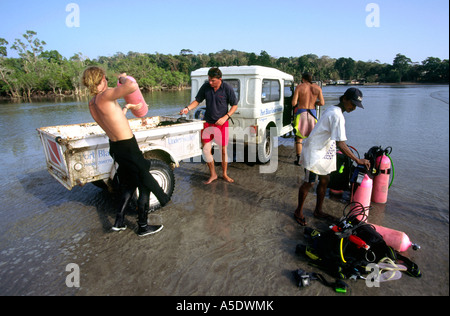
top-left (257, 128), bottom-right (273, 164)
top-left (94, 159), bottom-right (175, 210)
top-left (147, 158), bottom-right (175, 210)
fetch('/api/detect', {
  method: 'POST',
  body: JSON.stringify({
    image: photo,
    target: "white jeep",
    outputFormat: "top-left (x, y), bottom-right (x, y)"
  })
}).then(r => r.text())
top-left (190, 66), bottom-right (294, 163)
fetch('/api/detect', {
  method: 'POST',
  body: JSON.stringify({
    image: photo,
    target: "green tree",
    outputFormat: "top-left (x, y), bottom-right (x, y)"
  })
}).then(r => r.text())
top-left (10, 30), bottom-right (46, 67)
top-left (8, 31), bottom-right (49, 99)
top-left (297, 54), bottom-right (319, 75)
top-left (335, 57), bottom-right (355, 80)
top-left (247, 52), bottom-right (258, 65)
top-left (392, 53), bottom-right (412, 82)
top-left (256, 50), bottom-right (272, 67)
top-left (45, 60), bottom-right (70, 95)
top-left (40, 50), bottom-right (64, 64)
top-left (0, 38), bottom-right (19, 97)
top-left (180, 49), bottom-right (193, 56)
top-left (0, 38), bottom-right (8, 58)
top-left (67, 53), bottom-right (88, 95)
top-left (421, 57), bottom-right (444, 82)
top-left (315, 55), bottom-right (335, 81)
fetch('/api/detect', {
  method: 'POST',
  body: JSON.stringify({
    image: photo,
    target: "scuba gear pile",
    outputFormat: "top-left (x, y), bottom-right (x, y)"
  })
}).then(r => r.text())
top-left (295, 202), bottom-right (421, 291)
top-left (297, 202), bottom-right (395, 279)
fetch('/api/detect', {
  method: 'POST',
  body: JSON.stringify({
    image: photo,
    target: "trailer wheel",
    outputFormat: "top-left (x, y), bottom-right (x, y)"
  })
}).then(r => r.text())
top-left (95, 159), bottom-right (175, 210)
top-left (257, 128), bottom-right (273, 164)
top-left (146, 159), bottom-right (175, 210)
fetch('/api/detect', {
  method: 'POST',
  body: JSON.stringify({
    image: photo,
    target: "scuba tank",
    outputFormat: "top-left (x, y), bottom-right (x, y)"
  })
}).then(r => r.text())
top-left (350, 174), bottom-right (372, 221)
top-left (372, 147), bottom-right (393, 203)
top-left (350, 163), bottom-right (372, 222)
top-left (370, 223), bottom-right (420, 252)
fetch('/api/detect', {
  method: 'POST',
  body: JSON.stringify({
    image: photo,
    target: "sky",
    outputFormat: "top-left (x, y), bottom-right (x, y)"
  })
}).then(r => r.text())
top-left (1, 0), bottom-right (448, 64)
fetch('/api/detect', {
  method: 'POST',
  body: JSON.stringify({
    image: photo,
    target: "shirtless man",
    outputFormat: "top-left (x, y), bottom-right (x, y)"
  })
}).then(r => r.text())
top-left (82, 66), bottom-right (170, 236)
top-left (292, 73), bottom-right (325, 165)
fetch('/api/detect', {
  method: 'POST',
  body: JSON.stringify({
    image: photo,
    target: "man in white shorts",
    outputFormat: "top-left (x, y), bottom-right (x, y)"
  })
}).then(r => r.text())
top-left (293, 88), bottom-right (370, 226)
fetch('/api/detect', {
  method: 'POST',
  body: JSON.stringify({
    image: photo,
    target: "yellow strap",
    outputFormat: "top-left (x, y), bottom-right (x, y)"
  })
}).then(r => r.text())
top-left (340, 238), bottom-right (346, 263)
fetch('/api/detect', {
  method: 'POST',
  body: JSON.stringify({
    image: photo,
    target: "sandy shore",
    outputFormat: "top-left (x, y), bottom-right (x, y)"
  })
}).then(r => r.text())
top-left (55, 144), bottom-right (442, 297)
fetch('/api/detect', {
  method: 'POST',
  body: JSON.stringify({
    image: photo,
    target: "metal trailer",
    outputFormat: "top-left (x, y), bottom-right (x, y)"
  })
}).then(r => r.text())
top-left (37, 116), bottom-right (204, 208)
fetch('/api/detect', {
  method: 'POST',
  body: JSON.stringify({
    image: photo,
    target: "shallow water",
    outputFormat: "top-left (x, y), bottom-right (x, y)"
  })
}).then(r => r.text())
top-left (0, 86), bottom-right (448, 296)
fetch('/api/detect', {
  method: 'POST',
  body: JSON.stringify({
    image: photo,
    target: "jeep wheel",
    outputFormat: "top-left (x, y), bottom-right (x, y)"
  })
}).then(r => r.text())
top-left (257, 129), bottom-right (273, 164)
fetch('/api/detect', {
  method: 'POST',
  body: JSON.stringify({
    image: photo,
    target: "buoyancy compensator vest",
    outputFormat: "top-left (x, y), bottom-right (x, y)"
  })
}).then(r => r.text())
top-left (296, 203), bottom-right (420, 280)
top-left (328, 146), bottom-right (359, 192)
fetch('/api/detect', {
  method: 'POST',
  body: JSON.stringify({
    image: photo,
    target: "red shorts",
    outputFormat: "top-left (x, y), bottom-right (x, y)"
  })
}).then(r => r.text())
top-left (202, 121), bottom-right (229, 147)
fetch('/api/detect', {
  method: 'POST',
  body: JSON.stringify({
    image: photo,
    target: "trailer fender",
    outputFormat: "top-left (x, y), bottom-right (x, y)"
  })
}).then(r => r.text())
top-left (105, 145), bottom-right (178, 186)
top-left (140, 145), bottom-right (179, 169)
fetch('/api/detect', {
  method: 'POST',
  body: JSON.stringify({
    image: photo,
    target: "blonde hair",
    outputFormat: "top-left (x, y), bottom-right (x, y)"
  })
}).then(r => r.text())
top-left (82, 66), bottom-right (106, 95)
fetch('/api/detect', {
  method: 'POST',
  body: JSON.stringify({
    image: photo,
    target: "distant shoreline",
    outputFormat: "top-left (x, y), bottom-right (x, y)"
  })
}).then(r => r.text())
top-left (0, 82), bottom-right (448, 101)
top-left (325, 81), bottom-right (448, 86)
top-left (0, 86), bottom-right (192, 101)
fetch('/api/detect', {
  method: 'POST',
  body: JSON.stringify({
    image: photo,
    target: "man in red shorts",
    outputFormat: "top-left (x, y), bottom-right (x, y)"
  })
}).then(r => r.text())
top-left (181, 67), bottom-right (238, 184)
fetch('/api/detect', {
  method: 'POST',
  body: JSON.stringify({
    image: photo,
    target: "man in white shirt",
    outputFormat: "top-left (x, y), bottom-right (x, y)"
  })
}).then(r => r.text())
top-left (294, 88), bottom-right (370, 226)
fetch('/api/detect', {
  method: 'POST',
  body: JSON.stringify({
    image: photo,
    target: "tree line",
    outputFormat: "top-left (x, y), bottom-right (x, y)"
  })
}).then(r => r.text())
top-left (1, 31), bottom-right (448, 99)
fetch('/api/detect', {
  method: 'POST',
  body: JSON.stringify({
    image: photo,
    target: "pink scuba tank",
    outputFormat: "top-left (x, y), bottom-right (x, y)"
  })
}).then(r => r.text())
top-left (117, 76), bottom-right (148, 117)
top-left (371, 223), bottom-right (420, 252)
top-left (351, 174), bottom-right (372, 221)
top-left (372, 154), bottom-right (391, 203)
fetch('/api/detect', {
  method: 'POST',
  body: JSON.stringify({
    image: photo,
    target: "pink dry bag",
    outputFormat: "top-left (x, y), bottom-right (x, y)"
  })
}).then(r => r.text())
top-left (117, 76), bottom-right (148, 117)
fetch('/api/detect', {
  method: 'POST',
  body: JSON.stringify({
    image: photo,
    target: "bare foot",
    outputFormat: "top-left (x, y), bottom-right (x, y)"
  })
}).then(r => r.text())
top-left (223, 175), bottom-right (234, 183)
top-left (204, 175), bottom-right (218, 185)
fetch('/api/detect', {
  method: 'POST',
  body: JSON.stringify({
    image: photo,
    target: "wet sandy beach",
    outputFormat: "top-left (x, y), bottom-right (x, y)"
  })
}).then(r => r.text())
top-left (0, 85), bottom-right (448, 300)
top-left (1, 143), bottom-right (446, 297)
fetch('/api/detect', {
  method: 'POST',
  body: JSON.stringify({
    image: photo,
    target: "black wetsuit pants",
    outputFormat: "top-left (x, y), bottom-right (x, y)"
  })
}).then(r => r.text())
top-left (109, 136), bottom-right (170, 225)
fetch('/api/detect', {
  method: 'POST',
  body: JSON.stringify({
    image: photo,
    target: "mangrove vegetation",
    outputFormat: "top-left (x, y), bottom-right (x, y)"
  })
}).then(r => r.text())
top-left (1, 31), bottom-right (448, 99)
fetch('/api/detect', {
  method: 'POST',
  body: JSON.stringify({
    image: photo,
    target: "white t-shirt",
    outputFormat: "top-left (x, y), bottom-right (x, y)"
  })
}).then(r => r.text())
top-left (301, 105), bottom-right (347, 175)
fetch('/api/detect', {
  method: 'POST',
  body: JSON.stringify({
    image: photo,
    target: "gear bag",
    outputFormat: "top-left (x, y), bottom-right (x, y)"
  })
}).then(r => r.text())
top-left (297, 203), bottom-right (421, 280)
